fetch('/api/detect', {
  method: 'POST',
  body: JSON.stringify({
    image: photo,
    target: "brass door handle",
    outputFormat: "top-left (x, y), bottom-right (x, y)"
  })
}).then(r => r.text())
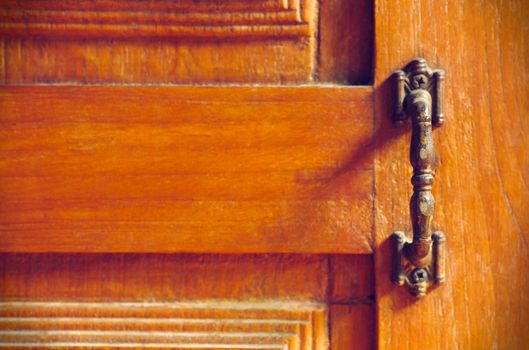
top-left (391, 58), bottom-right (446, 298)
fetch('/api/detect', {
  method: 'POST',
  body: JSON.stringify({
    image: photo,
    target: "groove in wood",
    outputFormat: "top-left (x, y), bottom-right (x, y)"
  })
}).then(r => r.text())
top-left (0, 0), bottom-right (314, 40)
top-left (0, 301), bottom-right (327, 350)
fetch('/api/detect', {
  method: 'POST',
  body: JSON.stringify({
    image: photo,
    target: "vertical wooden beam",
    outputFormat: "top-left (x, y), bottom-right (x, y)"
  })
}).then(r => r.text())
top-left (374, 0), bottom-right (529, 348)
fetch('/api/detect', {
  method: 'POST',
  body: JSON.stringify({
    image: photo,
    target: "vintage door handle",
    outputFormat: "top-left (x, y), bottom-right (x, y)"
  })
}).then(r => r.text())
top-left (391, 58), bottom-right (446, 298)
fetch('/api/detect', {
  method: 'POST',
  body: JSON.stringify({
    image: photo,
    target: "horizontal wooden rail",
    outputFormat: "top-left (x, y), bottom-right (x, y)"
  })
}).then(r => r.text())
top-left (0, 86), bottom-right (374, 253)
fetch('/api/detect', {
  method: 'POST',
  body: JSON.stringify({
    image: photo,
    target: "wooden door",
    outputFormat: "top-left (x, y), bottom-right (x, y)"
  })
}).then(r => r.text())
top-left (373, 1), bottom-right (529, 349)
top-left (0, 1), bottom-right (376, 349)
top-left (0, 1), bottom-right (528, 349)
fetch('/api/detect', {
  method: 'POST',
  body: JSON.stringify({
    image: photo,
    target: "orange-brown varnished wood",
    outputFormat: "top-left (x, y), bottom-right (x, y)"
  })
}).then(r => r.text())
top-left (330, 304), bottom-right (374, 350)
top-left (0, 0), bottom-right (372, 84)
top-left (0, 86), bottom-right (374, 253)
top-left (0, 254), bottom-right (331, 301)
top-left (4, 39), bottom-right (315, 84)
top-left (374, 0), bottom-right (529, 349)
top-left (0, 253), bottom-right (374, 349)
top-left (318, 0), bottom-right (373, 84)
top-left (0, 1), bottom-right (288, 11)
top-left (330, 255), bottom-right (374, 302)
top-left (0, 1), bottom-right (527, 349)
top-left (0, 1), bottom-right (378, 349)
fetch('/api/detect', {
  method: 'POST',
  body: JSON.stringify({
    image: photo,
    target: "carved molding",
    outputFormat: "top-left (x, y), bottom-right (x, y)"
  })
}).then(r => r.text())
top-left (0, 0), bottom-right (315, 40)
top-left (0, 301), bottom-right (328, 349)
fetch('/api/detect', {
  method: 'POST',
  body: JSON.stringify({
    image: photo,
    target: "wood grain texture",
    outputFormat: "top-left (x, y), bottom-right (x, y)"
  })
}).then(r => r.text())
top-left (0, 253), bottom-right (375, 349)
top-left (318, 0), bottom-right (373, 84)
top-left (0, 0), bottom-right (317, 84)
top-left (4, 38), bottom-right (316, 84)
top-left (0, 0), bottom-right (314, 39)
top-left (330, 305), bottom-right (374, 350)
top-left (0, 0), bottom-right (288, 11)
top-left (0, 301), bottom-right (327, 349)
top-left (374, 0), bottom-right (529, 349)
top-left (330, 255), bottom-right (374, 303)
top-left (0, 0), bottom-right (372, 84)
top-left (0, 86), bottom-right (374, 253)
top-left (0, 254), bottom-right (330, 301)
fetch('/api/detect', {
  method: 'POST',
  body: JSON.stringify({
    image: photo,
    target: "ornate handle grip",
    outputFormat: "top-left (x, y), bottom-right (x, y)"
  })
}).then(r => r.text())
top-left (391, 58), bottom-right (446, 298)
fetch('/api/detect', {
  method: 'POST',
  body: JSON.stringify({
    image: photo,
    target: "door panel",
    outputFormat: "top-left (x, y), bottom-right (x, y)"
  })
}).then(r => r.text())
top-left (0, 254), bottom-right (374, 349)
top-left (0, 86), bottom-right (373, 253)
top-left (0, 0), bottom-right (372, 84)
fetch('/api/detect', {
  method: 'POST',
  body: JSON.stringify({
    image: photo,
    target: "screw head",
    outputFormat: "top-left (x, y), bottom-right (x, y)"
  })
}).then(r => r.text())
top-left (410, 268), bottom-right (428, 284)
top-left (412, 74), bottom-right (428, 89)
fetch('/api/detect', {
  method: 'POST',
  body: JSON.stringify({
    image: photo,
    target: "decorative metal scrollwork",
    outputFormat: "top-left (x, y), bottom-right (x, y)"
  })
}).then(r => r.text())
top-left (391, 58), bottom-right (446, 298)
